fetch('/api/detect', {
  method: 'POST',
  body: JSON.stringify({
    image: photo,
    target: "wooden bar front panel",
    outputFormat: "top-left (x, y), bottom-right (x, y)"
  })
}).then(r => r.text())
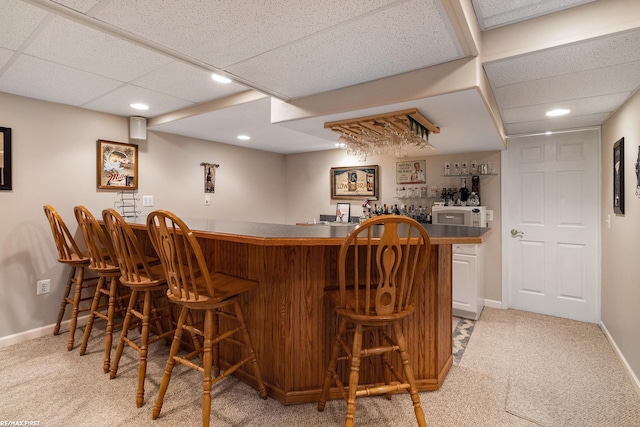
top-left (199, 237), bottom-right (453, 405)
top-left (133, 226), bottom-right (456, 405)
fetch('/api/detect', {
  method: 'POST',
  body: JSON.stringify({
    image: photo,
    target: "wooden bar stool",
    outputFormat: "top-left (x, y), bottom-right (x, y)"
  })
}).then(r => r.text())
top-left (43, 205), bottom-right (98, 351)
top-left (317, 216), bottom-right (431, 427)
top-left (147, 210), bottom-right (267, 427)
top-left (74, 205), bottom-right (131, 373)
top-left (102, 208), bottom-right (175, 408)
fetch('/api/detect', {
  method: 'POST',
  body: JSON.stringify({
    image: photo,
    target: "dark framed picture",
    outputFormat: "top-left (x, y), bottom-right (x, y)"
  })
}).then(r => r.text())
top-left (613, 137), bottom-right (624, 215)
top-left (330, 165), bottom-right (379, 200)
top-left (97, 139), bottom-right (138, 190)
top-left (0, 127), bottom-right (12, 191)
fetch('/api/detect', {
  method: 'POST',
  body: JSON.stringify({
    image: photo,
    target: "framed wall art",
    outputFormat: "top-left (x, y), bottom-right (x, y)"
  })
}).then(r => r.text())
top-left (97, 139), bottom-right (138, 190)
top-left (330, 165), bottom-right (379, 200)
top-left (0, 127), bottom-right (12, 191)
top-left (613, 137), bottom-right (624, 215)
top-left (396, 160), bottom-right (426, 184)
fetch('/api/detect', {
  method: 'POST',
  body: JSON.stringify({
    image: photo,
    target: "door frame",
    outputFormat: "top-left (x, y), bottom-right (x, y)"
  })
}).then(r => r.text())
top-left (500, 129), bottom-right (602, 321)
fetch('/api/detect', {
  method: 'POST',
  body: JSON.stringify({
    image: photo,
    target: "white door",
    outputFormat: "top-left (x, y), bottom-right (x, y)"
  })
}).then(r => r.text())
top-left (505, 129), bottom-right (600, 323)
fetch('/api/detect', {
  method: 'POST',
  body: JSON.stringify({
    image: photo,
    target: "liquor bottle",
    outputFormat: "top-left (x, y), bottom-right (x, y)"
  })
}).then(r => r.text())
top-left (392, 204), bottom-right (400, 215)
top-left (460, 177), bottom-right (469, 204)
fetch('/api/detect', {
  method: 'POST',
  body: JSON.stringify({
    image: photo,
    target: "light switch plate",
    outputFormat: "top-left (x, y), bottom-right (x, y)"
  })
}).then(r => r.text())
top-left (486, 210), bottom-right (493, 221)
top-left (142, 195), bottom-right (154, 207)
top-left (204, 195), bottom-right (211, 206)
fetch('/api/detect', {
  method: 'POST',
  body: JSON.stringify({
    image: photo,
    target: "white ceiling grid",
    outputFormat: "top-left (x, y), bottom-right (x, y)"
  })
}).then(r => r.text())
top-left (0, 0), bottom-right (637, 154)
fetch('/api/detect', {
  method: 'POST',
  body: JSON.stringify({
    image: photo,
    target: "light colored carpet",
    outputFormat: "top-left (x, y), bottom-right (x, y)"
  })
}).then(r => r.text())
top-left (0, 308), bottom-right (638, 426)
top-left (505, 312), bottom-right (640, 426)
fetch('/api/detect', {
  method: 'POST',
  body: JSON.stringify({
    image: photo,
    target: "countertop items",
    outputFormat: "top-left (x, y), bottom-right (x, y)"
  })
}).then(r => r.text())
top-left (125, 216), bottom-right (491, 246)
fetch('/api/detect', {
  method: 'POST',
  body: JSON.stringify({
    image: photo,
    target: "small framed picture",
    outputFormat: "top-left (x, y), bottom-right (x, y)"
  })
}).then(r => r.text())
top-left (97, 139), bottom-right (138, 189)
top-left (336, 203), bottom-right (351, 223)
top-left (613, 137), bottom-right (624, 214)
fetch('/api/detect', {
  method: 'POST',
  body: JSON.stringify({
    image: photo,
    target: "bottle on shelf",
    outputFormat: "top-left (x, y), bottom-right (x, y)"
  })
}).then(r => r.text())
top-left (392, 204), bottom-right (400, 215)
top-left (460, 177), bottom-right (470, 204)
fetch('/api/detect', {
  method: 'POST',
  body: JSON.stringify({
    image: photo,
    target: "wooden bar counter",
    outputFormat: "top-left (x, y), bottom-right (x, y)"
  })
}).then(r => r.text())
top-left (127, 217), bottom-right (492, 405)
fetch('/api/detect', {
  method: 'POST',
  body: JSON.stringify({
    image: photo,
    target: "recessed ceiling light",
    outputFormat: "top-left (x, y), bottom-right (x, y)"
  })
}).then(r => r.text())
top-left (237, 135), bottom-right (250, 140)
top-left (211, 73), bottom-right (232, 84)
top-left (545, 131), bottom-right (553, 135)
top-left (130, 103), bottom-right (149, 110)
top-left (546, 108), bottom-right (570, 117)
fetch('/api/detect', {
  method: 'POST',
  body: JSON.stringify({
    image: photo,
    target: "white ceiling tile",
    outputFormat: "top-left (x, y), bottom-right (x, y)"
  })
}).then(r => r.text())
top-left (485, 29), bottom-right (640, 88)
top-left (0, 0), bottom-right (48, 49)
top-left (92, 0), bottom-right (398, 68)
top-left (150, 97), bottom-right (336, 154)
top-left (506, 112), bottom-right (610, 135)
top-left (227, 0), bottom-right (463, 99)
top-left (25, 16), bottom-right (172, 82)
top-left (502, 92), bottom-right (631, 124)
top-left (82, 83), bottom-right (194, 117)
top-left (0, 47), bottom-right (14, 69)
top-left (0, 54), bottom-right (122, 105)
top-left (493, 62), bottom-right (640, 109)
top-left (132, 61), bottom-right (248, 103)
top-left (472, 0), bottom-right (596, 30)
top-left (51, 0), bottom-right (102, 13)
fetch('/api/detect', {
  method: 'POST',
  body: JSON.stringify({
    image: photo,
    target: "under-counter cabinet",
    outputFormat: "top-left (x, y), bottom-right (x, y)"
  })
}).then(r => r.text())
top-left (452, 244), bottom-right (484, 320)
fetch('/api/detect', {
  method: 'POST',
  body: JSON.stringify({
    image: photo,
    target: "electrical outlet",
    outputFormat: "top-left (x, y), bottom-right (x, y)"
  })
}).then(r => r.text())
top-left (204, 195), bottom-right (211, 206)
top-left (37, 279), bottom-right (51, 295)
top-left (486, 210), bottom-right (494, 221)
top-left (142, 195), bottom-right (154, 207)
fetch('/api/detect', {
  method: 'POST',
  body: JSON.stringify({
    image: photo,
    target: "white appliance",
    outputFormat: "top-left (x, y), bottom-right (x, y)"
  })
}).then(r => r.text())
top-left (431, 206), bottom-right (487, 227)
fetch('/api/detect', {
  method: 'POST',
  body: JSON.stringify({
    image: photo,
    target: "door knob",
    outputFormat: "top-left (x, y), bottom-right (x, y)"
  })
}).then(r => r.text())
top-left (510, 229), bottom-right (524, 237)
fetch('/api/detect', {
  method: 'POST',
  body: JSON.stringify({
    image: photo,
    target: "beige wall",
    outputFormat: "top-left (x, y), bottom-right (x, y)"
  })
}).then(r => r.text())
top-left (285, 149), bottom-right (503, 302)
top-left (601, 89), bottom-right (640, 380)
top-left (0, 92), bottom-right (286, 340)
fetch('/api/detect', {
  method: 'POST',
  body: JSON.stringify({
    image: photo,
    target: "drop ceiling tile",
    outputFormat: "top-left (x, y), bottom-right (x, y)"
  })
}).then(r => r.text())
top-left (0, 47), bottom-right (14, 69)
top-left (493, 61), bottom-right (640, 109)
top-left (501, 92), bottom-right (631, 124)
top-left (0, 54), bottom-right (122, 105)
top-left (52, 0), bottom-right (102, 13)
top-left (132, 61), bottom-right (248, 103)
top-left (0, 0), bottom-right (48, 49)
top-left (91, 0), bottom-right (397, 68)
top-left (227, 0), bottom-right (463, 99)
top-left (506, 112), bottom-right (610, 135)
top-left (484, 29), bottom-right (640, 88)
top-left (24, 16), bottom-right (173, 82)
top-left (82, 84), bottom-right (194, 117)
top-left (472, 0), bottom-right (595, 30)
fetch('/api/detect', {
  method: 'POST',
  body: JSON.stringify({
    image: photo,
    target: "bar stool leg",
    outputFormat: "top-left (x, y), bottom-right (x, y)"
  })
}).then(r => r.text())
top-left (233, 300), bottom-right (267, 399)
top-left (393, 322), bottom-right (426, 427)
top-left (136, 290), bottom-right (152, 408)
top-left (79, 276), bottom-right (106, 357)
top-left (153, 307), bottom-right (189, 420)
top-left (67, 266), bottom-right (85, 351)
top-left (110, 290), bottom-right (138, 380)
top-left (345, 323), bottom-right (364, 427)
top-left (202, 309), bottom-right (214, 427)
top-left (54, 267), bottom-right (75, 336)
top-left (103, 276), bottom-right (118, 373)
top-left (318, 317), bottom-right (348, 411)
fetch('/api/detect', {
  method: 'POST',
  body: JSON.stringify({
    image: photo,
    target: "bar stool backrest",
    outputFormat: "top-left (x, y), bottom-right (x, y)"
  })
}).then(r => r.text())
top-left (74, 205), bottom-right (117, 271)
top-left (338, 216), bottom-right (431, 317)
top-left (102, 208), bottom-right (163, 287)
top-left (43, 204), bottom-right (85, 264)
top-left (147, 210), bottom-right (214, 301)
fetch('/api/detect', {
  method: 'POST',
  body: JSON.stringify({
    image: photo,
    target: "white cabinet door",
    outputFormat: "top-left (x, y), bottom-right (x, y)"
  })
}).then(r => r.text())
top-left (453, 244), bottom-right (484, 320)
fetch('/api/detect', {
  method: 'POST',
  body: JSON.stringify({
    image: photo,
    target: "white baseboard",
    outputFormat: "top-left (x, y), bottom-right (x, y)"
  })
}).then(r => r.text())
top-left (600, 320), bottom-right (640, 398)
top-left (483, 299), bottom-right (504, 309)
top-left (0, 315), bottom-right (89, 349)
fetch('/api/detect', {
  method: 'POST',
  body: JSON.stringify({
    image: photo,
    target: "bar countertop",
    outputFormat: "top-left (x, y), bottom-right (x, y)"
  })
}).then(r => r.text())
top-left (126, 216), bottom-right (492, 246)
